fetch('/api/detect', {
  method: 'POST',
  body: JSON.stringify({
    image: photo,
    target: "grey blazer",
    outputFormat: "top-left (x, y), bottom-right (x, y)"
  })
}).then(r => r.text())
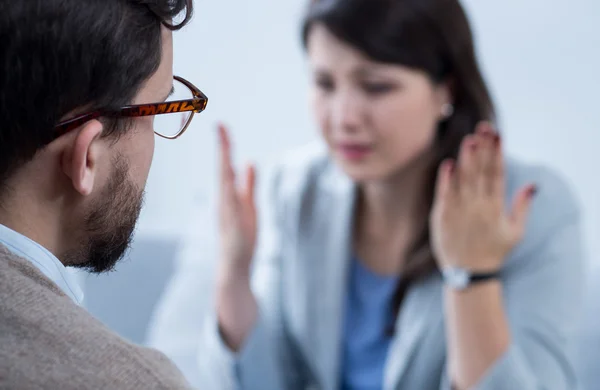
top-left (153, 143), bottom-right (586, 390)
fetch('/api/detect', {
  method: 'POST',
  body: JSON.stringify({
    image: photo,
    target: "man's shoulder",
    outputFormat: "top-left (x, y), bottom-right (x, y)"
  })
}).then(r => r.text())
top-left (0, 244), bottom-right (67, 298)
top-left (0, 248), bottom-right (190, 389)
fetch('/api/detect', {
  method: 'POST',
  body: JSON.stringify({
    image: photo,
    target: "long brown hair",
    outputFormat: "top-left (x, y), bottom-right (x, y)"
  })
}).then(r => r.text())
top-left (301, 0), bottom-right (495, 330)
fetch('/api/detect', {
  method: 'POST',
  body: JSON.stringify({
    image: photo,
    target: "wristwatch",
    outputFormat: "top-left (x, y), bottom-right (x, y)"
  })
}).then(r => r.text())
top-left (441, 266), bottom-right (501, 290)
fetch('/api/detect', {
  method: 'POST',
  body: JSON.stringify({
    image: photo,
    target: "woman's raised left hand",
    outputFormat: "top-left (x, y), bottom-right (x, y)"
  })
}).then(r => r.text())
top-left (430, 121), bottom-right (537, 272)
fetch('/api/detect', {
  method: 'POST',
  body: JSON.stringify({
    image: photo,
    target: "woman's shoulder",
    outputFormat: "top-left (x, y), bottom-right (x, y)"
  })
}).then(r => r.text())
top-left (505, 156), bottom-right (581, 220)
top-left (504, 156), bottom-right (583, 266)
top-left (265, 141), bottom-right (342, 197)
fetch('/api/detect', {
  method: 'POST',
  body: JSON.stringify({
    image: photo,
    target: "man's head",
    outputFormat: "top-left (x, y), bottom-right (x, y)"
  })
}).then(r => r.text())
top-left (0, 0), bottom-right (193, 272)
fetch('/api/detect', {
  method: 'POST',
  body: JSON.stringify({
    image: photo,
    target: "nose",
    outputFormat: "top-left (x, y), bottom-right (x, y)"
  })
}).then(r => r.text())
top-left (331, 92), bottom-right (363, 133)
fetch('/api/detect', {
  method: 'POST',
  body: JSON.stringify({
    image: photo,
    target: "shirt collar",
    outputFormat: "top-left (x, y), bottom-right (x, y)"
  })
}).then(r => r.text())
top-left (0, 224), bottom-right (84, 304)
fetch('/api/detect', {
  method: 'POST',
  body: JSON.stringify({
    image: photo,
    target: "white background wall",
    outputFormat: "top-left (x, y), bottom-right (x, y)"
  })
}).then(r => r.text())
top-left (136, 0), bottom-right (599, 267)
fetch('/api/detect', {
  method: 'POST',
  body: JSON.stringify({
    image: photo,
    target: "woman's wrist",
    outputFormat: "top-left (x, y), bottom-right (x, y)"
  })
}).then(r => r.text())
top-left (216, 274), bottom-right (257, 352)
top-left (217, 260), bottom-right (252, 287)
top-left (438, 255), bottom-right (505, 274)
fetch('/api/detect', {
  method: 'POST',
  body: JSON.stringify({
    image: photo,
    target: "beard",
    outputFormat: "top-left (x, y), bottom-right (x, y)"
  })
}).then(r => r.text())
top-left (66, 155), bottom-right (145, 273)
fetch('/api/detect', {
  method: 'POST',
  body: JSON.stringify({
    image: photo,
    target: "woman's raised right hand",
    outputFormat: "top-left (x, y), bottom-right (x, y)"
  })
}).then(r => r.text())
top-left (216, 124), bottom-right (259, 351)
top-left (218, 123), bottom-right (257, 279)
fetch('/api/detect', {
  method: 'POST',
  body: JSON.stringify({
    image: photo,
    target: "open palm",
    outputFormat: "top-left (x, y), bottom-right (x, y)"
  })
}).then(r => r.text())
top-left (218, 124), bottom-right (257, 273)
top-left (430, 122), bottom-right (536, 272)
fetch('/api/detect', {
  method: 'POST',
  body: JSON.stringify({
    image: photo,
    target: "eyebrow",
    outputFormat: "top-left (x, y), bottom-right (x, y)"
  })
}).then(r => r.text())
top-left (354, 66), bottom-right (385, 78)
top-left (313, 65), bottom-right (384, 78)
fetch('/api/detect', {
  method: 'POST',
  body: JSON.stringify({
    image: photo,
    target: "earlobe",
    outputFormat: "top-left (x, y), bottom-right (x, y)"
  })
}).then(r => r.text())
top-left (62, 120), bottom-right (104, 196)
top-left (437, 81), bottom-right (454, 120)
top-left (441, 103), bottom-right (454, 119)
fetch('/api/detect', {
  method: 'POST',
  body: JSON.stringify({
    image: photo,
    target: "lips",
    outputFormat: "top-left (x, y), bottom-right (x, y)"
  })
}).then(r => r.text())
top-left (337, 143), bottom-right (372, 161)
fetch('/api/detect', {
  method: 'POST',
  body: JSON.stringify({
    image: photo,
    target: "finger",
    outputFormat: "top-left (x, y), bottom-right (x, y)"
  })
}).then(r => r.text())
top-left (475, 120), bottom-right (495, 135)
top-left (457, 134), bottom-right (477, 194)
top-left (243, 163), bottom-right (257, 209)
top-left (434, 159), bottom-right (456, 202)
top-left (509, 184), bottom-right (537, 239)
top-left (473, 122), bottom-right (496, 193)
top-left (489, 132), bottom-right (505, 196)
top-left (218, 124), bottom-right (237, 202)
top-left (218, 123), bottom-right (231, 171)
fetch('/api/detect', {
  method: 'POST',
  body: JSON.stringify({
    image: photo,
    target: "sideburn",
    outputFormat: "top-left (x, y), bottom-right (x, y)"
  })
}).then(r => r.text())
top-left (67, 154), bottom-right (144, 273)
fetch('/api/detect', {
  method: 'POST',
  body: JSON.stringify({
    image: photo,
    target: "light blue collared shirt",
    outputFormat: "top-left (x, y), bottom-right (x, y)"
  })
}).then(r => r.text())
top-left (0, 223), bottom-right (84, 304)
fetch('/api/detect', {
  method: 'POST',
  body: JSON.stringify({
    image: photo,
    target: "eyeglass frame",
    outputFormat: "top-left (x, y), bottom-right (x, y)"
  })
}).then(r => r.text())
top-left (53, 75), bottom-right (208, 140)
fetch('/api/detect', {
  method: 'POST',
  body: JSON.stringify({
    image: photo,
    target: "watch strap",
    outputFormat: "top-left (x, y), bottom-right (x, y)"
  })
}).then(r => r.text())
top-left (442, 266), bottom-right (502, 290)
top-left (469, 270), bottom-right (501, 284)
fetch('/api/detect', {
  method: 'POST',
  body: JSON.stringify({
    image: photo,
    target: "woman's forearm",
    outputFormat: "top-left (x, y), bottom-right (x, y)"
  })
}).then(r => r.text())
top-left (444, 280), bottom-right (511, 390)
top-left (216, 268), bottom-right (258, 352)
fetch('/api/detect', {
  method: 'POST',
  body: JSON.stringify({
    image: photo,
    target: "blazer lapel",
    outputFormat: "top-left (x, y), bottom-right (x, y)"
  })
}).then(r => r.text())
top-left (383, 275), bottom-right (440, 390)
top-left (298, 163), bottom-right (439, 390)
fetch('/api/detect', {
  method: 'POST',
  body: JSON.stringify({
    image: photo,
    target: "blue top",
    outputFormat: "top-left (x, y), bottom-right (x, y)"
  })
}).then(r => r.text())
top-left (341, 257), bottom-right (400, 390)
top-left (0, 223), bottom-right (83, 304)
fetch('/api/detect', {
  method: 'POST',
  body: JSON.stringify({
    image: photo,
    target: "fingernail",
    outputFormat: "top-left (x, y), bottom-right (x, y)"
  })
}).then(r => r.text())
top-left (448, 160), bottom-right (456, 173)
top-left (528, 185), bottom-right (538, 197)
top-left (477, 121), bottom-right (490, 133)
top-left (481, 122), bottom-right (497, 135)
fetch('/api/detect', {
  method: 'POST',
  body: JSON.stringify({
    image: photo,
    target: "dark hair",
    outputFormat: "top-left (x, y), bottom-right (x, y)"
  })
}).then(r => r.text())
top-left (301, 0), bottom-right (495, 330)
top-left (0, 0), bottom-right (193, 192)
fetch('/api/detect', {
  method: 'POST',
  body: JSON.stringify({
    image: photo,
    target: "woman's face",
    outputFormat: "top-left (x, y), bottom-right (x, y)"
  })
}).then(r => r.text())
top-left (307, 24), bottom-right (451, 183)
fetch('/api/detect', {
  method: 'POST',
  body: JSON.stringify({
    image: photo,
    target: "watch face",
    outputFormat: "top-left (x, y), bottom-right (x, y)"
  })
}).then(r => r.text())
top-left (443, 267), bottom-right (469, 289)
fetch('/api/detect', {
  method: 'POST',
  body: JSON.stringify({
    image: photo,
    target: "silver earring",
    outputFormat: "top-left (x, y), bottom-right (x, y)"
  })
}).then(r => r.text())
top-left (441, 103), bottom-right (454, 118)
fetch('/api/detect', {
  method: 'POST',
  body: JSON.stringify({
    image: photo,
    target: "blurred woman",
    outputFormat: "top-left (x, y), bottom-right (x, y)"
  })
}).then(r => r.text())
top-left (151, 0), bottom-right (585, 389)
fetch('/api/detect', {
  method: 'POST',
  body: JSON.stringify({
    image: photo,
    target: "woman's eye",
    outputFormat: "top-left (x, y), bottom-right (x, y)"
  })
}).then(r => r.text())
top-left (362, 82), bottom-right (394, 94)
top-left (316, 78), bottom-right (334, 91)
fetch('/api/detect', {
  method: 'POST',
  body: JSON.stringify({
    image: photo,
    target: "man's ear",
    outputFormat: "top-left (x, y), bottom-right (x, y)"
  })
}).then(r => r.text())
top-left (61, 120), bottom-right (104, 196)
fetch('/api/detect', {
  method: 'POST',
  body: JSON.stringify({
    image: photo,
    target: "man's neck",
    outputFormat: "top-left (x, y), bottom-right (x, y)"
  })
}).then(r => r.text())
top-left (0, 197), bottom-right (64, 263)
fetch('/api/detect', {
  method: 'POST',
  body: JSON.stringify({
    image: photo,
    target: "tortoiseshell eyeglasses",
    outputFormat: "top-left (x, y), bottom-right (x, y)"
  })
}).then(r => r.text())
top-left (54, 75), bottom-right (208, 140)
